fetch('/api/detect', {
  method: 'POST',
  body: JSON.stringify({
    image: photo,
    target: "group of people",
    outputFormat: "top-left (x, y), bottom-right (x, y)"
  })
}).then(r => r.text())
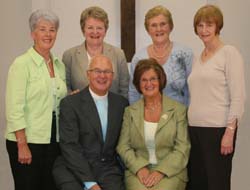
top-left (5, 4), bottom-right (245, 190)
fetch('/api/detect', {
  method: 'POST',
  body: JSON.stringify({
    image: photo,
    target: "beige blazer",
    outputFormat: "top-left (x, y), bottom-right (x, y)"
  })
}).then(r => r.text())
top-left (62, 41), bottom-right (129, 98)
top-left (117, 95), bottom-right (190, 183)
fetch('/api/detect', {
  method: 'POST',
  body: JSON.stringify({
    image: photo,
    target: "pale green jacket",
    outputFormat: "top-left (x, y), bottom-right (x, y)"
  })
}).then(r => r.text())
top-left (117, 95), bottom-right (190, 182)
top-left (5, 47), bottom-right (67, 143)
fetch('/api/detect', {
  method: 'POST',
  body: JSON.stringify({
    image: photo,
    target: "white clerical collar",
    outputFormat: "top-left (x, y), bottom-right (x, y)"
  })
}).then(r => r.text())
top-left (89, 87), bottom-right (108, 100)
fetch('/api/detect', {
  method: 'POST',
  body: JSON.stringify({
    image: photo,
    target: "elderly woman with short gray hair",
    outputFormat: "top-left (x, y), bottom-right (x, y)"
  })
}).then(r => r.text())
top-left (5, 9), bottom-right (67, 190)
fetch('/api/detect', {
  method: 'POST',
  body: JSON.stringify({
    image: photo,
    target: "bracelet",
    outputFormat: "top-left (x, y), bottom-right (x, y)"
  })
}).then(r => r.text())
top-left (227, 126), bottom-right (236, 132)
top-left (16, 137), bottom-right (27, 144)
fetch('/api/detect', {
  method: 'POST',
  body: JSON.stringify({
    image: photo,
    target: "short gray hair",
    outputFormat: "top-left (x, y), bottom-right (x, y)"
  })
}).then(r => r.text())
top-left (29, 9), bottom-right (59, 32)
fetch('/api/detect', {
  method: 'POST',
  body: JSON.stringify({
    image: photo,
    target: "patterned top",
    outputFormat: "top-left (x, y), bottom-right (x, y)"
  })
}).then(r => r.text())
top-left (129, 42), bottom-right (193, 105)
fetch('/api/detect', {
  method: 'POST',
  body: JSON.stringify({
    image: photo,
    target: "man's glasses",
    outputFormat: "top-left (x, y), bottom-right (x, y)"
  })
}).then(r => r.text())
top-left (88, 68), bottom-right (114, 75)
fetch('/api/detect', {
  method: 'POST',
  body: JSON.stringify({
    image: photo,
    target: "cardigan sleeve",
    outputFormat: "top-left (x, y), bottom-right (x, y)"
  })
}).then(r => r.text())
top-left (116, 49), bottom-right (129, 98)
top-left (62, 49), bottom-right (73, 93)
top-left (225, 46), bottom-right (246, 125)
top-left (6, 59), bottom-right (28, 133)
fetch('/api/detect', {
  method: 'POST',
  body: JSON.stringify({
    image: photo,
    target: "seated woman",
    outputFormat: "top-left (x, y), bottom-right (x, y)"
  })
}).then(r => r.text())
top-left (117, 58), bottom-right (190, 190)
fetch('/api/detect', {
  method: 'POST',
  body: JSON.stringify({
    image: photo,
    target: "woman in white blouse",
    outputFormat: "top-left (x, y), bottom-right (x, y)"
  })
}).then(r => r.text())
top-left (187, 5), bottom-right (246, 190)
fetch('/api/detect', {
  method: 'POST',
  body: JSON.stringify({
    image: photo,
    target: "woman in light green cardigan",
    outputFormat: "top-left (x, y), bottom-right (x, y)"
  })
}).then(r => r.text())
top-left (117, 58), bottom-right (190, 190)
top-left (5, 10), bottom-right (67, 190)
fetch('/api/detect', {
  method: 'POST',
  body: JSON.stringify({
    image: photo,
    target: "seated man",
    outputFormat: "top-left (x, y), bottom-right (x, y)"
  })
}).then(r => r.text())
top-left (53, 55), bottom-right (128, 190)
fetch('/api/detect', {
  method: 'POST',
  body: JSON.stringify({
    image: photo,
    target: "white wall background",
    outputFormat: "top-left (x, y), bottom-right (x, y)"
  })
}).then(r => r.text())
top-left (1, 1), bottom-right (249, 189)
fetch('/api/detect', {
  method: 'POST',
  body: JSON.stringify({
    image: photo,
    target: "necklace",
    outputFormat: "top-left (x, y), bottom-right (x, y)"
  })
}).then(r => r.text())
top-left (203, 41), bottom-right (224, 57)
top-left (149, 42), bottom-right (172, 64)
top-left (145, 102), bottom-right (161, 113)
top-left (45, 58), bottom-right (54, 77)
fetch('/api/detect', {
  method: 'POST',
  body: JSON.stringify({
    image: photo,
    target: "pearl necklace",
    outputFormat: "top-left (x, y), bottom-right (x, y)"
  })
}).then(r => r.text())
top-left (149, 42), bottom-right (172, 64)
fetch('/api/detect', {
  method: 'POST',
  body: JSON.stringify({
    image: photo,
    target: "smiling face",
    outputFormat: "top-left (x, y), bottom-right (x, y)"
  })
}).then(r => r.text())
top-left (87, 55), bottom-right (113, 96)
top-left (83, 17), bottom-right (106, 46)
top-left (140, 69), bottom-right (160, 98)
top-left (31, 19), bottom-right (57, 54)
top-left (196, 21), bottom-right (218, 44)
top-left (147, 14), bottom-right (171, 45)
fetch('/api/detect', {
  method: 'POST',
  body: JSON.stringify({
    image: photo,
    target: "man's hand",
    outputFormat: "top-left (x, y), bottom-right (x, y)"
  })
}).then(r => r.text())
top-left (90, 184), bottom-right (102, 190)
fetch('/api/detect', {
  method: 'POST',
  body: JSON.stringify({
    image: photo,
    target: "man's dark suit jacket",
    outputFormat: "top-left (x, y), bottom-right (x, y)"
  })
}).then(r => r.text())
top-left (53, 87), bottom-right (128, 189)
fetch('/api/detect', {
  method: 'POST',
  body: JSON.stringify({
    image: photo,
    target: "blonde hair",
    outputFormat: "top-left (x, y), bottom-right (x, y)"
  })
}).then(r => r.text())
top-left (144, 5), bottom-right (174, 32)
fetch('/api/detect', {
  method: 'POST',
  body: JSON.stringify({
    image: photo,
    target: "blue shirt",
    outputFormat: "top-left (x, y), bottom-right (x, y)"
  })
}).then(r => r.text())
top-left (129, 42), bottom-right (193, 106)
top-left (84, 88), bottom-right (109, 189)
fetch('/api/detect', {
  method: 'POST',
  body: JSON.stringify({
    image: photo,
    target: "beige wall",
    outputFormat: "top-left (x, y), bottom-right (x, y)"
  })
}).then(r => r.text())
top-left (1, 1), bottom-right (249, 189)
top-left (0, 1), bottom-right (32, 189)
top-left (217, 0), bottom-right (250, 188)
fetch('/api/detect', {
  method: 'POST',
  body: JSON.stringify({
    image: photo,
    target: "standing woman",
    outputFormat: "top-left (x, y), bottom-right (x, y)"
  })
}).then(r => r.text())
top-left (129, 5), bottom-right (193, 105)
top-left (5, 10), bottom-right (67, 190)
top-left (63, 6), bottom-right (129, 98)
top-left (187, 5), bottom-right (245, 190)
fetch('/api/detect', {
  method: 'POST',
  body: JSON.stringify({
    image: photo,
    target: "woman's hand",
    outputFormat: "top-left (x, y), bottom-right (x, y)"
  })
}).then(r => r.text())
top-left (69, 89), bottom-right (80, 95)
top-left (144, 171), bottom-right (165, 187)
top-left (221, 128), bottom-right (235, 155)
top-left (136, 167), bottom-right (150, 185)
top-left (15, 129), bottom-right (32, 164)
top-left (17, 142), bottom-right (32, 165)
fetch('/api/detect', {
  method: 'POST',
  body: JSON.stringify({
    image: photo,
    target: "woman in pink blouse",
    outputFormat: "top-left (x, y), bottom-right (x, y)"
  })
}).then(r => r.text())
top-left (187, 5), bottom-right (245, 190)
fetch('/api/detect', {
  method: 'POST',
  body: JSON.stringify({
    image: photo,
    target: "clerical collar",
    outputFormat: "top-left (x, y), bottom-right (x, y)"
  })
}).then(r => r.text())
top-left (89, 87), bottom-right (108, 100)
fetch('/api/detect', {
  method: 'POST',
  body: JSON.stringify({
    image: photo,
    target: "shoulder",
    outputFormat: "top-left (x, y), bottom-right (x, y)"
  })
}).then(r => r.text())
top-left (9, 49), bottom-right (33, 71)
top-left (61, 88), bottom-right (88, 107)
top-left (172, 42), bottom-right (193, 57)
top-left (222, 45), bottom-right (241, 55)
top-left (131, 47), bottom-right (148, 65)
top-left (163, 95), bottom-right (187, 112)
top-left (104, 42), bottom-right (124, 54)
top-left (133, 47), bottom-right (148, 59)
top-left (63, 44), bottom-right (84, 56)
top-left (53, 55), bottom-right (65, 69)
top-left (125, 99), bottom-right (143, 113)
top-left (109, 91), bottom-right (129, 106)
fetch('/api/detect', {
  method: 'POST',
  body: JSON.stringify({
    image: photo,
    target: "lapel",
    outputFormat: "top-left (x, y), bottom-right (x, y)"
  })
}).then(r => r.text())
top-left (102, 42), bottom-right (111, 56)
top-left (103, 93), bottom-right (115, 145)
top-left (157, 96), bottom-right (175, 133)
top-left (76, 42), bottom-right (89, 81)
top-left (129, 99), bottom-right (145, 139)
top-left (80, 88), bottom-right (104, 144)
top-left (129, 96), bottom-right (176, 139)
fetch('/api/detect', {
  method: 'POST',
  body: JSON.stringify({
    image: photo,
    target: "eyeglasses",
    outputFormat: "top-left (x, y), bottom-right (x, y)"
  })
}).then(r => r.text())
top-left (140, 77), bottom-right (159, 84)
top-left (88, 68), bottom-right (114, 75)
